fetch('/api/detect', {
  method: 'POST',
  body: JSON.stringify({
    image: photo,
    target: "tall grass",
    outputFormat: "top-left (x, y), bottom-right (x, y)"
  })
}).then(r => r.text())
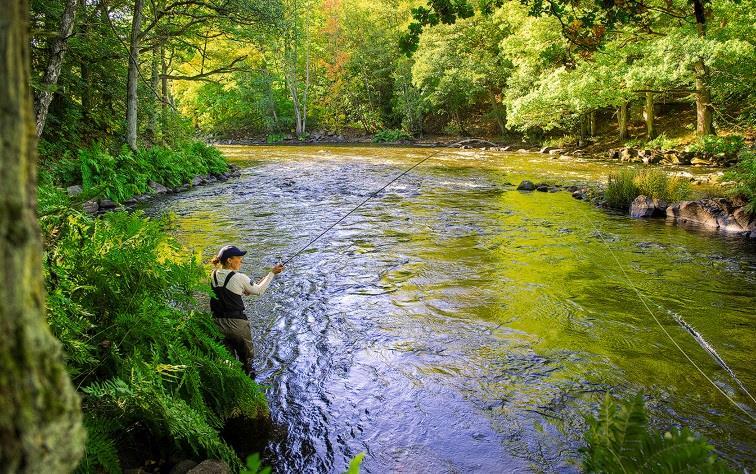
top-left (605, 169), bottom-right (692, 209)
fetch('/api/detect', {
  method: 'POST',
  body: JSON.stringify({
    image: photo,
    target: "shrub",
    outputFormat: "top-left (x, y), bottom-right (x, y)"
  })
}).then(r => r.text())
top-left (634, 169), bottom-right (692, 202)
top-left (724, 150), bottom-right (756, 215)
top-left (687, 135), bottom-right (745, 155)
top-left (543, 135), bottom-right (578, 148)
top-left (605, 169), bottom-right (692, 209)
top-left (42, 211), bottom-right (267, 472)
top-left (582, 394), bottom-right (733, 473)
top-left (266, 133), bottom-right (285, 144)
top-left (605, 169), bottom-right (640, 209)
top-left (373, 128), bottom-right (413, 143)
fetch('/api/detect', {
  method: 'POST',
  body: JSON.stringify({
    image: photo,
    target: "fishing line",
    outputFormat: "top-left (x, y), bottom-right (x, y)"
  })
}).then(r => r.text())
top-left (280, 143), bottom-right (464, 266)
top-left (576, 211), bottom-right (756, 421)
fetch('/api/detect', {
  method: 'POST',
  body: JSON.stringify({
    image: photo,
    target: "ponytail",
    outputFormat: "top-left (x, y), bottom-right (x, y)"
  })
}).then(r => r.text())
top-left (210, 256), bottom-right (221, 266)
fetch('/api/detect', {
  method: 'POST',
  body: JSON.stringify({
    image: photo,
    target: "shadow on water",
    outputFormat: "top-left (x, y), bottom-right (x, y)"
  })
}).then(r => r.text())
top-left (147, 146), bottom-right (756, 473)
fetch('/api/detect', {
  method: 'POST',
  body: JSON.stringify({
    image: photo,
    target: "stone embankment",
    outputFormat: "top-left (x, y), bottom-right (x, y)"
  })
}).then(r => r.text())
top-left (67, 165), bottom-right (242, 215)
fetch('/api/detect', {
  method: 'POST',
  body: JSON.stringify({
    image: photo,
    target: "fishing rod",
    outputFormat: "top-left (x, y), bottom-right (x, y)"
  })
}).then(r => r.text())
top-left (280, 142), bottom-right (465, 266)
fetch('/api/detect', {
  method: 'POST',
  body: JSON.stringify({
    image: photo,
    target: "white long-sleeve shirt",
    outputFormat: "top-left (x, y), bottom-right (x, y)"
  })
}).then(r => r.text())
top-left (211, 269), bottom-right (275, 296)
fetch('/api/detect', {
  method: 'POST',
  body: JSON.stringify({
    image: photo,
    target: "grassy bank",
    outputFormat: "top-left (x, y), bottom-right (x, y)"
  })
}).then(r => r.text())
top-left (39, 143), bottom-right (267, 472)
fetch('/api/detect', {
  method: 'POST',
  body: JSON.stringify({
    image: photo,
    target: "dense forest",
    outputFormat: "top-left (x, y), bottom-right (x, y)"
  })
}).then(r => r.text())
top-left (32, 0), bottom-right (754, 152)
top-left (0, 0), bottom-right (753, 472)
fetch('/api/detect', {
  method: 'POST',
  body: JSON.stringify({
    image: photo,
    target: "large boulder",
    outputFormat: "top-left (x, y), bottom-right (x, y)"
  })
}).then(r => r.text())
top-left (187, 460), bottom-right (230, 474)
top-left (630, 195), bottom-right (668, 218)
top-left (666, 199), bottom-right (752, 233)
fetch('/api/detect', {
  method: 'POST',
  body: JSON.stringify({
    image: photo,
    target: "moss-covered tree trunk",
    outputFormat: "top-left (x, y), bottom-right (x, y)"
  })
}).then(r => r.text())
top-left (0, 2), bottom-right (85, 471)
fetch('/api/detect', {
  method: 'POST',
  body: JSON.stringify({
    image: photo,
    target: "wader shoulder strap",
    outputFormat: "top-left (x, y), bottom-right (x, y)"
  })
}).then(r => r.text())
top-left (222, 271), bottom-right (236, 288)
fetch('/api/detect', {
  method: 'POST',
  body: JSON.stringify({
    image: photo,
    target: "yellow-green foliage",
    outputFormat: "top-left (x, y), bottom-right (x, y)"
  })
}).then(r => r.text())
top-left (605, 169), bottom-right (691, 209)
top-left (41, 210), bottom-right (267, 472)
top-left (724, 150), bottom-right (756, 215)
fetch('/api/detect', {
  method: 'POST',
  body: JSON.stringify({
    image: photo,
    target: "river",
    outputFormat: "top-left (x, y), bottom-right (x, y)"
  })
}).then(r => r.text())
top-left (147, 145), bottom-right (755, 473)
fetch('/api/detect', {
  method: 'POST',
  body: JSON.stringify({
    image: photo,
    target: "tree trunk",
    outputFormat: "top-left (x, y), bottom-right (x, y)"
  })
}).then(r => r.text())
top-left (126, 0), bottom-right (143, 151)
top-left (644, 92), bottom-right (656, 139)
top-left (161, 45), bottom-right (169, 141)
top-left (694, 60), bottom-right (714, 136)
top-left (489, 90), bottom-right (506, 135)
top-left (0, 1), bottom-right (85, 471)
top-left (80, 0), bottom-right (91, 128)
top-left (589, 110), bottom-right (597, 137)
top-left (618, 102), bottom-right (629, 140)
top-left (34, 0), bottom-right (78, 137)
top-left (147, 43), bottom-right (159, 143)
top-left (692, 0), bottom-right (714, 136)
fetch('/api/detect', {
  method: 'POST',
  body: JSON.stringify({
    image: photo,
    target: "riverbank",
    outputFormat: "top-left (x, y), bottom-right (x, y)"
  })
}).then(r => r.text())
top-left (38, 142), bottom-right (273, 473)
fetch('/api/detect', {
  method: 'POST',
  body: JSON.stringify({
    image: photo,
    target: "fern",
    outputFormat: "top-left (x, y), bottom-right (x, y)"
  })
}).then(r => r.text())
top-left (76, 415), bottom-right (123, 474)
top-left (582, 394), bottom-right (734, 473)
top-left (43, 210), bottom-right (268, 469)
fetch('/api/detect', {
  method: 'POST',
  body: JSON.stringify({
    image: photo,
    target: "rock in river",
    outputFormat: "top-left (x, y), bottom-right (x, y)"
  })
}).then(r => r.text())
top-left (517, 180), bottom-right (536, 191)
top-left (630, 195), bottom-right (668, 218)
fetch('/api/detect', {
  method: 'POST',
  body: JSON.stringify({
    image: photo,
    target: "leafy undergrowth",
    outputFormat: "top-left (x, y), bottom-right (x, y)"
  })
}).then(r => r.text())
top-left (582, 394), bottom-right (733, 473)
top-left (40, 205), bottom-right (267, 473)
top-left (41, 141), bottom-right (229, 203)
top-left (725, 150), bottom-right (756, 215)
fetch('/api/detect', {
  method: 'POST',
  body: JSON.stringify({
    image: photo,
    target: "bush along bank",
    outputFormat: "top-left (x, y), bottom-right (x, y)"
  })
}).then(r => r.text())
top-left (38, 144), bottom-right (269, 473)
top-left (41, 141), bottom-right (240, 215)
top-left (566, 162), bottom-right (756, 238)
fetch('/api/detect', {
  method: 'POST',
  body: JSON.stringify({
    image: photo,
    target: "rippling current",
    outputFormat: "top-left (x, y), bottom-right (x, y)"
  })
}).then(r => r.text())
top-left (148, 145), bottom-right (755, 473)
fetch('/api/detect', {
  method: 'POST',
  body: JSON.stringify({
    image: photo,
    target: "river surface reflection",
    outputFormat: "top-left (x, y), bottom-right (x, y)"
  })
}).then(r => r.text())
top-left (148, 145), bottom-right (755, 473)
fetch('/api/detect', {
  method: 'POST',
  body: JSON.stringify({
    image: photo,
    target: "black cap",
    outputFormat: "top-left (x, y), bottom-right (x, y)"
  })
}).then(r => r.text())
top-left (217, 245), bottom-right (247, 261)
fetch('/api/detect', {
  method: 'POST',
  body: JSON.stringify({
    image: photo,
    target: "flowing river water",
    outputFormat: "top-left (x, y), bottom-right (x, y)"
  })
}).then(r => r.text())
top-left (148, 145), bottom-right (755, 473)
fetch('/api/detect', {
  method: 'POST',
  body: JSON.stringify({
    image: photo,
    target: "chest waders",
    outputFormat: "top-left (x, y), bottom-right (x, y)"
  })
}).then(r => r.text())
top-left (210, 271), bottom-right (246, 319)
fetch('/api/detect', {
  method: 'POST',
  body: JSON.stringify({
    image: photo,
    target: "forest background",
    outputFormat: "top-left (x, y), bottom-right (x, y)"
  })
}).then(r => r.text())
top-left (33, 0), bottom-right (755, 157)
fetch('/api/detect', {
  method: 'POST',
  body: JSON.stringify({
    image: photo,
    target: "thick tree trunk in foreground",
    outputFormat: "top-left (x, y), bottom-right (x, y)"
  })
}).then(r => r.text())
top-left (0, 1), bottom-right (85, 471)
top-left (126, 0), bottom-right (144, 151)
top-left (34, 0), bottom-right (78, 137)
top-left (644, 92), bottom-right (656, 139)
top-left (618, 102), bottom-right (629, 140)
